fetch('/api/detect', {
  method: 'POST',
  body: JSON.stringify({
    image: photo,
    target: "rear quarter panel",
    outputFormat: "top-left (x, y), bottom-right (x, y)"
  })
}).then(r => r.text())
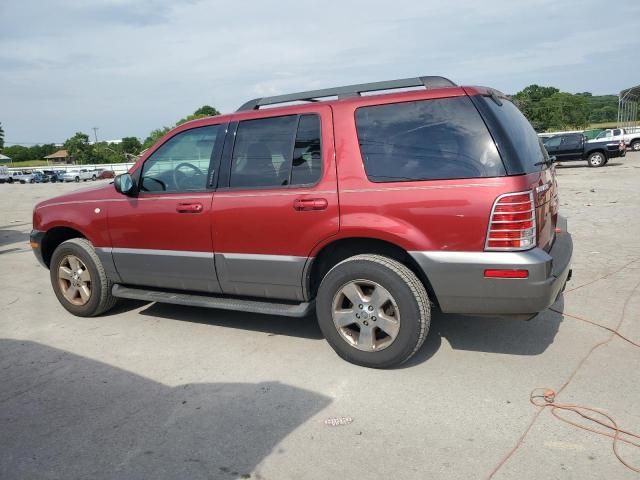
top-left (329, 94), bottom-right (542, 253)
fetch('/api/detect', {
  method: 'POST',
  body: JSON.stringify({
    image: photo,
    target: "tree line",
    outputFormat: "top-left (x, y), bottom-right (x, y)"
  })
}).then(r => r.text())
top-left (511, 85), bottom-right (622, 132)
top-left (0, 105), bottom-right (220, 164)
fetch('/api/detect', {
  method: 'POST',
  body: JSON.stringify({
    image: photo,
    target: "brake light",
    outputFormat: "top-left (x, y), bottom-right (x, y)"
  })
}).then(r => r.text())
top-left (485, 191), bottom-right (536, 251)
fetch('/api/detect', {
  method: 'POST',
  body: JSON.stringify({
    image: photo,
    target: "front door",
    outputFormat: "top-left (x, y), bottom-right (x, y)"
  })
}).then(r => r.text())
top-left (108, 124), bottom-right (224, 293)
top-left (212, 107), bottom-right (339, 301)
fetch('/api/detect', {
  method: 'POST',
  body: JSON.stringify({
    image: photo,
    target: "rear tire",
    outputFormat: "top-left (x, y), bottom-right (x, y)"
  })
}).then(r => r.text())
top-left (631, 140), bottom-right (640, 152)
top-left (588, 152), bottom-right (606, 167)
top-left (316, 254), bottom-right (430, 368)
top-left (75, 176), bottom-right (80, 182)
top-left (92, 174), bottom-right (97, 181)
top-left (50, 238), bottom-right (118, 317)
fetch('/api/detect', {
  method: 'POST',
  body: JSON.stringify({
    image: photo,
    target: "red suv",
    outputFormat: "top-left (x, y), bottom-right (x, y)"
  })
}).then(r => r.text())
top-left (31, 76), bottom-right (572, 368)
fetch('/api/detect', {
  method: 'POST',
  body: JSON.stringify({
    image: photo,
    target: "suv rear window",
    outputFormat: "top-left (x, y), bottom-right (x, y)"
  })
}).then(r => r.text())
top-left (483, 98), bottom-right (548, 173)
top-left (355, 96), bottom-right (505, 182)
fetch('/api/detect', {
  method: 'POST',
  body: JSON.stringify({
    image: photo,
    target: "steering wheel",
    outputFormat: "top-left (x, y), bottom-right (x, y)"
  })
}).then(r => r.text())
top-left (140, 177), bottom-right (167, 192)
top-left (173, 162), bottom-right (204, 190)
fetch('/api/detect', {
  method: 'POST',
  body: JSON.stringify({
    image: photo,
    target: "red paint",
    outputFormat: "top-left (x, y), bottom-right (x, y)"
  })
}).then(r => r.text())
top-left (32, 84), bottom-right (558, 258)
top-left (484, 269), bottom-right (529, 279)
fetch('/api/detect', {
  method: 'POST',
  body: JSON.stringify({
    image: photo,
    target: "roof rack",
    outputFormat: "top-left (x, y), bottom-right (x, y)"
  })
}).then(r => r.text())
top-left (236, 75), bottom-right (457, 112)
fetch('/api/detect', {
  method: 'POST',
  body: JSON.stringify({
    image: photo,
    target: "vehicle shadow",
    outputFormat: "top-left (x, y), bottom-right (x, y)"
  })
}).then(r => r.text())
top-left (0, 229), bottom-right (29, 247)
top-left (0, 339), bottom-right (331, 480)
top-left (404, 295), bottom-right (565, 368)
top-left (134, 293), bottom-right (564, 366)
top-left (138, 302), bottom-right (324, 340)
top-left (556, 162), bottom-right (622, 169)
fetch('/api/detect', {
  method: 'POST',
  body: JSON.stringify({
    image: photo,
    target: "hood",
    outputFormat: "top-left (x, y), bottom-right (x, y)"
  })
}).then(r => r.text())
top-left (34, 183), bottom-right (117, 211)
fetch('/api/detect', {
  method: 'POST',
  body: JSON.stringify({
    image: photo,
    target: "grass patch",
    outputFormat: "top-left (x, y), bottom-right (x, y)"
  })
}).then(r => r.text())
top-left (1, 160), bottom-right (49, 168)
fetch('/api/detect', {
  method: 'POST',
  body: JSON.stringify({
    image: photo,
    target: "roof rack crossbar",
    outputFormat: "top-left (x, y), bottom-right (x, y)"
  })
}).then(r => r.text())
top-left (236, 76), bottom-right (457, 111)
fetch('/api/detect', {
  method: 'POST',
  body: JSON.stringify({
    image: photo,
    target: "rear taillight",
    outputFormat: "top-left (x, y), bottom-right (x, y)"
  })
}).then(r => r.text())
top-left (485, 191), bottom-right (536, 251)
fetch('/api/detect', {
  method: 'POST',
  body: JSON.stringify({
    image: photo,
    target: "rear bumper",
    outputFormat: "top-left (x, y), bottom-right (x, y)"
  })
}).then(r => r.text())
top-left (410, 220), bottom-right (573, 317)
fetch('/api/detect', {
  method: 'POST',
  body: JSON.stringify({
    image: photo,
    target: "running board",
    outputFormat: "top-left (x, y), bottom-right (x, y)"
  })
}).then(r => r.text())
top-left (112, 284), bottom-right (314, 318)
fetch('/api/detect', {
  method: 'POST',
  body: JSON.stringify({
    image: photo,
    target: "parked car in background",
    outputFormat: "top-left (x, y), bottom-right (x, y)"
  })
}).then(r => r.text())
top-left (30, 172), bottom-right (50, 183)
top-left (0, 166), bottom-right (9, 183)
top-left (62, 169), bottom-right (97, 182)
top-left (5, 171), bottom-right (34, 184)
top-left (543, 133), bottom-right (626, 167)
top-left (96, 169), bottom-right (116, 180)
top-left (588, 127), bottom-right (640, 151)
top-left (43, 169), bottom-right (65, 183)
top-left (31, 75), bottom-right (573, 368)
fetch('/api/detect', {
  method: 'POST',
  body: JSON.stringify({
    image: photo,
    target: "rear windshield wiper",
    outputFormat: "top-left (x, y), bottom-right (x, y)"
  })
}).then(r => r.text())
top-left (534, 156), bottom-right (555, 167)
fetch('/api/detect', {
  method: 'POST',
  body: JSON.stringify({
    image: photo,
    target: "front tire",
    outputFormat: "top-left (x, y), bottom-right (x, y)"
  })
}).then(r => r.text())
top-left (316, 254), bottom-right (430, 368)
top-left (50, 238), bottom-right (118, 317)
top-left (588, 151), bottom-right (606, 167)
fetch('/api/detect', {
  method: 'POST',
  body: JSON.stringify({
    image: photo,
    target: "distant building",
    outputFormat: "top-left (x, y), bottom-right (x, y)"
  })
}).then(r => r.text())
top-left (44, 149), bottom-right (72, 164)
top-left (0, 153), bottom-right (11, 163)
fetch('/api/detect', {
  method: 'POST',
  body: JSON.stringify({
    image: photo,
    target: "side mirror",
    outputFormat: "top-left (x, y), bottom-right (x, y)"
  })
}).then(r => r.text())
top-left (114, 173), bottom-right (136, 196)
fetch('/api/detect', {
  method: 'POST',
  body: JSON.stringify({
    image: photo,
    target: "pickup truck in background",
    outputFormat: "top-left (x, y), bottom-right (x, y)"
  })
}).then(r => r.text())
top-left (62, 169), bottom-right (97, 182)
top-left (543, 133), bottom-right (626, 167)
top-left (588, 127), bottom-right (640, 151)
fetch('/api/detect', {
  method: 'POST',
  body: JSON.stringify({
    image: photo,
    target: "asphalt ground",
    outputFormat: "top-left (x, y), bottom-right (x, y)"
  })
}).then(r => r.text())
top-left (1, 152), bottom-right (639, 479)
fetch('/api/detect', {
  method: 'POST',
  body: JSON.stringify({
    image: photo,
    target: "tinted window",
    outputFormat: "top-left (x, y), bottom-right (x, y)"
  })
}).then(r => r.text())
top-left (562, 135), bottom-right (582, 147)
top-left (355, 97), bottom-right (504, 182)
top-left (544, 136), bottom-right (562, 147)
top-left (230, 114), bottom-right (321, 188)
top-left (484, 99), bottom-right (548, 172)
top-left (141, 125), bottom-right (218, 192)
top-left (291, 115), bottom-right (322, 185)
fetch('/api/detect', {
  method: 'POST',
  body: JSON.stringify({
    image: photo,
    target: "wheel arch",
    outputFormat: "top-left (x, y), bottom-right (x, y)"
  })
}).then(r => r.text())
top-left (41, 226), bottom-right (87, 268)
top-left (306, 237), bottom-right (438, 307)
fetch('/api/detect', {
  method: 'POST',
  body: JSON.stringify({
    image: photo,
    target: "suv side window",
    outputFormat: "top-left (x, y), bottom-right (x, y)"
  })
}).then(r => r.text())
top-left (141, 125), bottom-right (219, 193)
top-left (355, 97), bottom-right (505, 182)
top-left (229, 114), bottom-right (322, 188)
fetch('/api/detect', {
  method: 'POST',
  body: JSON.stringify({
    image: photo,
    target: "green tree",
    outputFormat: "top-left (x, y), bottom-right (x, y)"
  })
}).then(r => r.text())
top-left (194, 105), bottom-right (220, 116)
top-left (176, 105), bottom-right (221, 126)
top-left (142, 127), bottom-right (170, 150)
top-left (63, 132), bottom-right (91, 164)
top-left (0, 122), bottom-right (4, 150)
top-left (2, 145), bottom-right (31, 162)
top-left (120, 137), bottom-right (142, 155)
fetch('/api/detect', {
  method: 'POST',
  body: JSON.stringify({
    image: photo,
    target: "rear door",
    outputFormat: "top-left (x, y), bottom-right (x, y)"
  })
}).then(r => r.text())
top-left (211, 106), bottom-right (338, 301)
top-left (560, 134), bottom-right (584, 160)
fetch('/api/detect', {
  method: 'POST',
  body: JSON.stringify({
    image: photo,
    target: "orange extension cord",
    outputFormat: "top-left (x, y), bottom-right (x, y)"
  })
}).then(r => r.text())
top-left (486, 260), bottom-right (640, 478)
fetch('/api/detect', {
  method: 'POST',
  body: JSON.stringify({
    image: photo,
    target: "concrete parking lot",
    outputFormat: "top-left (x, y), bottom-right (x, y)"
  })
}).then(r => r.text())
top-left (1, 154), bottom-right (639, 479)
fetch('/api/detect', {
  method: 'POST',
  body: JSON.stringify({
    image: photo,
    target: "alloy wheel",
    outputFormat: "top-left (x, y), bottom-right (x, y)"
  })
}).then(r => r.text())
top-left (58, 255), bottom-right (91, 305)
top-left (331, 279), bottom-right (401, 352)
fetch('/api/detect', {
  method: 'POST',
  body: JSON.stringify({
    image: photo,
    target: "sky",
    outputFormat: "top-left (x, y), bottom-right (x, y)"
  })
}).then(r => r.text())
top-left (1, 0), bottom-right (639, 145)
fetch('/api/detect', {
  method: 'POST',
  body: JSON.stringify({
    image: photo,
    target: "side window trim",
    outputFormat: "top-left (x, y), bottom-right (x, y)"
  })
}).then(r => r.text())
top-left (217, 121), bottom-right (239, 189)
top-left (206, 122), bottom-right (229, 189)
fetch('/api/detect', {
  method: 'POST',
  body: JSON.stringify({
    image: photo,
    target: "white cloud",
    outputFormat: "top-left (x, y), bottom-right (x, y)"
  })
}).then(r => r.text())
top-left (1, 0), bottom-right (639, 144)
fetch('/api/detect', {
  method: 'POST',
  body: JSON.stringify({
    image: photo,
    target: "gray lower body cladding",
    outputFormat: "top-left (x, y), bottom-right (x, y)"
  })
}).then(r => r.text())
top-left (410, 231), bottom-right (573, 316)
